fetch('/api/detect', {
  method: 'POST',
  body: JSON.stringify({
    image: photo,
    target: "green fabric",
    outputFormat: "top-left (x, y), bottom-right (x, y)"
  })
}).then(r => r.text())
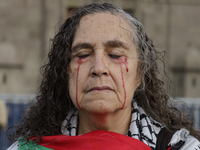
top-left (18, 138), bottom-right (53, 150)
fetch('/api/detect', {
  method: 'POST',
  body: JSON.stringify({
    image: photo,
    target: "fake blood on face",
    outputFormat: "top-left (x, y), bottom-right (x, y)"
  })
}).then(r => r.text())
top-left (76, 58), bottom-right (82, 110)
top-left (124, 57), bottom-right (129, 72)
top-left (118, 57), bottom-right (128, 109)
top-left (75, 57), bottom-right (128, 110)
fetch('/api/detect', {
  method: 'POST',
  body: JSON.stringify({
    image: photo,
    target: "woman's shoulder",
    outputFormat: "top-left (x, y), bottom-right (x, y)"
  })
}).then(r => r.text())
top-left (169, 128), bottom-right (200, 150)
top-left (7, 141), bottom-right (18, 150)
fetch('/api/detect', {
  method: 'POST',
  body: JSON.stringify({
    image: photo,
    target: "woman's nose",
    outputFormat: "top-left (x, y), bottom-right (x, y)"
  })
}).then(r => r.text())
top-left (90, 54), bottom-right (109, 77)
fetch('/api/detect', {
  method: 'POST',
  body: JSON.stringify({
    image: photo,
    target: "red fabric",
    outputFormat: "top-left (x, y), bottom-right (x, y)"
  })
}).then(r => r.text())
top-left (32, 130), bottom-right (152, 150)
top-left (167, 147), bottom-right (173, 150)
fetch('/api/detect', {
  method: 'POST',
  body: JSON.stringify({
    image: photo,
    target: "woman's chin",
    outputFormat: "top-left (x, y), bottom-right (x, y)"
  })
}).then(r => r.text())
top-left (79, 100), bottom-right (122, 115)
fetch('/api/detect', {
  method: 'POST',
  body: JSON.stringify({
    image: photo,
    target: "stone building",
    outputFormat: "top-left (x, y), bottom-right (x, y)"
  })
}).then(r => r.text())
top-left (0, 0), bottom-right (200, 97)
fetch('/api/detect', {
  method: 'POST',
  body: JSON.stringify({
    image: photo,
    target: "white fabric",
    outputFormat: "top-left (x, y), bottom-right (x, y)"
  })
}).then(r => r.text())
top-left (61, 109), bottom-right (78, 136)
top-left (7, 141), bottom-right (18, 150)
top-left (127, 101), bottom-right (163, 148)
top-left (169, 128), bottom-right (200, 150)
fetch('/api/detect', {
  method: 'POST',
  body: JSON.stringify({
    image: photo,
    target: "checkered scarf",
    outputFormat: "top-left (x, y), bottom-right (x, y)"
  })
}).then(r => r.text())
top-left (61, 101), bottom-right (163, 150)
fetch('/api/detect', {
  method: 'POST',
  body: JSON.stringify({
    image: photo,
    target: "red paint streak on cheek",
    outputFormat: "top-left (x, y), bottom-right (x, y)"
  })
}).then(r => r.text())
top-left (118, 58), bottom-right (126, 109)
top-left (124, 57), bottom-right (128, 72)
top-left (76, 58), bottom-right (82, 110)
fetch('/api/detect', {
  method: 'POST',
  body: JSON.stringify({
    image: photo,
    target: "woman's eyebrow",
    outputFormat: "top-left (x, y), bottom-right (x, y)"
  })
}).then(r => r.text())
top-left (71, 43), bottom-right (95, 53)
top-left (103, 40), bottom-right (129, 50)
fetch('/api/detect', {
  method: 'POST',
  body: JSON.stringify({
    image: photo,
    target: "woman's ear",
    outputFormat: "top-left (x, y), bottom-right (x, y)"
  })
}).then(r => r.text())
top-left (135, 76), bottom-right (142, 90)
top-left (135, 64), bottom-right (143, 90)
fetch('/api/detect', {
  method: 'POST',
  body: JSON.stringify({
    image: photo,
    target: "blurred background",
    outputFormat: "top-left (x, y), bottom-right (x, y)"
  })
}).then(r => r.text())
top-left (0, 0), bottom-right (200, 149)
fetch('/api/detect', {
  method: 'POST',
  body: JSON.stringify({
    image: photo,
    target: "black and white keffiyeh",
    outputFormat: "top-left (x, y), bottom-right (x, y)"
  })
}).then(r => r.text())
top-left (61, 101), bottom-right (163, 149)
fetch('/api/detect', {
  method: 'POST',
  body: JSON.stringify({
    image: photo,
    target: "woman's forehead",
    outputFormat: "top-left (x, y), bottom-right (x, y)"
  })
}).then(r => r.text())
top-left (73, 13), bottom-right (134, 47)
top-left (80, 13), bottom-right (131, 30)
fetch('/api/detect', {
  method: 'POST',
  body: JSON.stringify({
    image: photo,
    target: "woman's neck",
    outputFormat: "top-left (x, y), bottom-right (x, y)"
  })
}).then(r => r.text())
top-left (78, 105), bottom-right (132, 135)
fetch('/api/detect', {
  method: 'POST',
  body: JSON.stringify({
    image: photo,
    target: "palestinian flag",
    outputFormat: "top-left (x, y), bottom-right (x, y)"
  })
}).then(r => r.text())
top-left (18, 130), bottom-right (152, 150)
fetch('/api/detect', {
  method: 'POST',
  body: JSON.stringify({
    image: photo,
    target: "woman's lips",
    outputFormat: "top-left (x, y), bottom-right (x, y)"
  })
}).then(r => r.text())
top-left (87, 86), bottom-right (113, 93)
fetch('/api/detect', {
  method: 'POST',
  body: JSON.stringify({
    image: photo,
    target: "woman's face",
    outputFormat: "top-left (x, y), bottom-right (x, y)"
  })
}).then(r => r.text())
top-left (68, 13), bottom-right (141, 114)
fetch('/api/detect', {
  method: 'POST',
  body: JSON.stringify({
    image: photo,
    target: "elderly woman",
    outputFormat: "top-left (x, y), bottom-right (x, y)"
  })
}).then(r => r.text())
top-left (8, 3), bottom-right (200, 150)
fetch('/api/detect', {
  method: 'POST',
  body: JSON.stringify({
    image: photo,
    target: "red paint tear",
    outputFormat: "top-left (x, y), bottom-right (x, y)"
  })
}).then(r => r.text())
top-left (124, 57), bottom-right (128, 72)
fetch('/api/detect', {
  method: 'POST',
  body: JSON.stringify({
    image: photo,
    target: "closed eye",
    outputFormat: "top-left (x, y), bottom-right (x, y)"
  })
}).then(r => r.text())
top-left (78, 54), bottom-right (90, 59)
top-left (109, 54), bottom-right (121, 59)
